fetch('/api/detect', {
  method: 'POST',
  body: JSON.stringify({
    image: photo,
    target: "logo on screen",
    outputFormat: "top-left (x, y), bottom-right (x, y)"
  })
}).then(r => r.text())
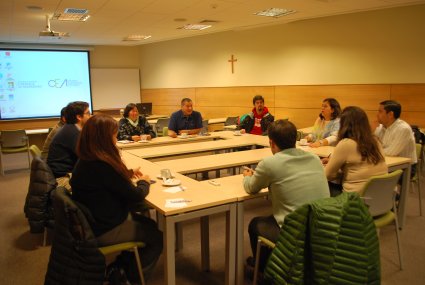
top-left (48, 79), bottom-right (68, 88)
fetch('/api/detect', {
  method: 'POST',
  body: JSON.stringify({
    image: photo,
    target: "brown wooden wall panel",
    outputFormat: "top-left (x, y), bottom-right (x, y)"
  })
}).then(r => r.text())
top-left (400, 112), bottom-right (425, 127)
top-left (195, 86), bottom-right (275, 107)
top-left (141, 88), bottom-right (196, 106)
top-left (275, 85), bottom-right (390, 110)
top-left (0, 118), bottom-right (57, 131)
top-left (275, 108), bottom-right (319, 129)
top-left (152, 106), bottom-right (179, 117)
top-left (390, 84), bottom-right (425, 112)
top-left (196, 106), bottom-right (255, 120)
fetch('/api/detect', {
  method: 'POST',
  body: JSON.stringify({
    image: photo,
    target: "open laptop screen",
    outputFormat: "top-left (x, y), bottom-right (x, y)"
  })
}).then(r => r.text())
top-left (136, 103), bottom-right (152, 116)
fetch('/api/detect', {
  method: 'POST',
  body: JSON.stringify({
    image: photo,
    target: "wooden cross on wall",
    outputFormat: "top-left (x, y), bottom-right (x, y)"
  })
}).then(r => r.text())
top-left (228, 54), bottom-right (237, 74)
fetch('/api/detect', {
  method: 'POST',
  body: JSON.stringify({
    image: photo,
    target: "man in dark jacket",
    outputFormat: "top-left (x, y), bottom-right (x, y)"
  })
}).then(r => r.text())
top-left (240, 95), bottom-right (274, 135)
top-left (47, 101), bottom-right (91, 190)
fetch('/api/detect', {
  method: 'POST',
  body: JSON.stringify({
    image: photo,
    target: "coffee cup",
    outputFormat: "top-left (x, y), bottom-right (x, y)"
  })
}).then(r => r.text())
top-left (140, 134), bottom-right (147, 141)
top-left (299, 138), bottom-right (308, 145)
top-left (181, 133), bottom-right (188, 138)
top-left (234, 130), bottom-right (241, 135)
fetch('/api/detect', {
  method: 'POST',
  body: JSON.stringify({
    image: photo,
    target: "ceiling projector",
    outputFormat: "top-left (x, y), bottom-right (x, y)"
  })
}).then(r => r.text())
top-left (39, 15), bottom-right (69, 39)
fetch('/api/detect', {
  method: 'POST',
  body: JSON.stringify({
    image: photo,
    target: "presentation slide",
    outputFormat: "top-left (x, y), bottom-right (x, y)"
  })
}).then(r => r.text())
top-left (0, 49), bottom-right (92, 120)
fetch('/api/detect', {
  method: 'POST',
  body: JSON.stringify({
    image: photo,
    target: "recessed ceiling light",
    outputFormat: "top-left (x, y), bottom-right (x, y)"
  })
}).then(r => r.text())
top-left (178, 24), bottom-right (211, 30)
top-left (52, 8), bottom-right (90, 21)
top-left (123, 35), bottom-right (152, 41)
top-left (254, 8), bottom-right (296, 18)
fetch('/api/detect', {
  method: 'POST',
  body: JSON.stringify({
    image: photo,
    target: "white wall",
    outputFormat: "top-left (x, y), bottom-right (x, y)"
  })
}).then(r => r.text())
top-left (139, 4), bottom-right (425, 88)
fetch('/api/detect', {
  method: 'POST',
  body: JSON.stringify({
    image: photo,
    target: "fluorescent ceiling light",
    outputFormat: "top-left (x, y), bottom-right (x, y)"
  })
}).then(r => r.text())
top-left (254, 8), bottom-right (296, 18)
top-left (123, 35), bottom-right (152, 41)
top-left (178, 24), bottom-right (211, 30)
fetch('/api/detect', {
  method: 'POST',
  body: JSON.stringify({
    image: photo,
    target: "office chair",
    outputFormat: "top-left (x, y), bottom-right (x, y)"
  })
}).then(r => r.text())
top-left (0, 129), bottom-right (31, 175)
top-left (362, 169), bottom-right (404, 270)
top-left (254, 192), bottom-right (380, 284)
top-left (24, 156), bottom-right (56, 246)
top-left (29, 145), bottom-right (42, 160)
top-left (155, 118), bottom-right (170, 137)
top-left (45, 187), bottom-right (145, 285)
top-left (411, 144), bottom-right (423, 216)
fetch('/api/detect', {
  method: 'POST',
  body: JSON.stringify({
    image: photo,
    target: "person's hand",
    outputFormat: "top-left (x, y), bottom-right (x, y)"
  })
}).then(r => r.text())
top-left (146, 135), bottom-right (152, 140)
top-left (140, 174), bottom-right (151, 183)
top-left (370, 120), bottom-right (379, 131)
top-left (304, 135), bottom-right (311, 142)
top-left (240, 129), bottom-right (246, 134)
top-left (132, 167), bottom-right (143, 179)
top-left (321, 158), bottom-right (330, 165)
top-left (309, 141), bottom-right (321, 148)
top-left (132, 135), bottom-right (141, 142)
top-left (242, 167), bottom-right (254, 177)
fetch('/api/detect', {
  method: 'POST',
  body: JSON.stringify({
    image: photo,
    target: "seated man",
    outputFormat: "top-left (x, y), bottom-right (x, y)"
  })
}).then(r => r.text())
top-left (168, 98), bottom-right (203, 138)
top-left (47, 101), bottom-right (91, 190)
top-left (41, 106), bottom-right (67, 161)
top-left (239, 95), bottom-right (274, 135)
top-left (243, 119), bottom-right (330, 273)
top-left (374, 100), bottom-right (417, 176)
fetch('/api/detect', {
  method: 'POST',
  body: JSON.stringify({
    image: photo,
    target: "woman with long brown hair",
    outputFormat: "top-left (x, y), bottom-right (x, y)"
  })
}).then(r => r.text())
top-left (70, 114), bottom-right (162, 282)
top-left (323, 106), bottom-right (387, 196)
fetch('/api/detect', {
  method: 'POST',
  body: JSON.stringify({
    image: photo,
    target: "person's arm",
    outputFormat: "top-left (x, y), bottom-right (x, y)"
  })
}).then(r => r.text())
top-left (140, 116), bottom-right (156, 139)
top-left (117, 120), bottom-right (134, 141)
top-left (261, 113), bottom-right (274, 135)
top-left (243, 160), bottom-right (271, 194)
top-left (104, 164), bottom-right (150, 202)
top-left (168, 113), bottom-right (179, 138)
top-left (324, 139), bottom-right (350, 181)
top-left (307, 117), bottom-right (322, 142)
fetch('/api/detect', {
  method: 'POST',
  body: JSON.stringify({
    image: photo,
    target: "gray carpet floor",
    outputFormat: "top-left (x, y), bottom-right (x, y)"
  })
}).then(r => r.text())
top-left (1, 167), bottom-right (424, 284)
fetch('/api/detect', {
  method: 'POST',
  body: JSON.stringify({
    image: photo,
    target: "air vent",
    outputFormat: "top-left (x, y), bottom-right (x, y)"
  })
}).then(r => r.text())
top-left (52, 8), bottom-right (90, 21)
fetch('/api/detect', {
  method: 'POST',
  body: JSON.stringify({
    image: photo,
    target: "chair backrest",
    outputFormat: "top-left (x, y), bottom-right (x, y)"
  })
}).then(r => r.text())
top-left (362, 169), bottom-right (403, 217)
top-left (24, 157), bottom-right (57, 233)
top-left (224, 116), bottom-right (239, 126)
top-left (0, 129), bottom-right (28, 148)
top-left (202, 119), bottom-right (208, 133)
top-left (156, 118), bottom-right (170, 136)
top-left (29, 145), bottom-right (42, 159)
top-left (264, 192), bottom-right (380, 284)
top-left (45, 186), bottom-right (105, 284)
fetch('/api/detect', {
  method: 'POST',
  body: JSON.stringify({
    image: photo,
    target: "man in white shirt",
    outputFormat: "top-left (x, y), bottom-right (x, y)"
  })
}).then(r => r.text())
top-left (375, 100), bottom-right (417, 176)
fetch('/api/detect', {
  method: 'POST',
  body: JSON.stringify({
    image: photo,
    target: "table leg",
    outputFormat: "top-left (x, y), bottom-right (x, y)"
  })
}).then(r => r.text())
top-left (164, 216), bottom-right (176, 285)
top-left (236, 201), bottom-right (245, 285)
top-left (225, 203), bottom-right (237, 285)
top-left (201, 216), bottom-right (210, 271)
top-left (398, 164), bottom-right (411, 229)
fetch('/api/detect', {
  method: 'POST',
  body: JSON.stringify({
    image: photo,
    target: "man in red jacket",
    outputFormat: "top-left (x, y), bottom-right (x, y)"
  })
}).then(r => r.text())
top-left (240, 95), bottom-right (275, 135)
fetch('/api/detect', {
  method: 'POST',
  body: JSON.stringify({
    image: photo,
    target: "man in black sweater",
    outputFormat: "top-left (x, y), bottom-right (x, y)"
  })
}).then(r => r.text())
top-left (47, 101), bottom-right (91, 190)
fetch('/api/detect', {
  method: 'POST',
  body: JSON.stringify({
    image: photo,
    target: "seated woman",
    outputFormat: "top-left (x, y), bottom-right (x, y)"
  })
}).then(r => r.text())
top-left (323, 106), bottom-right (388, 196)
top-left (70, 114), bottom-right (162, 282)
top-left (306, 98), bottom-right (341, 147)
top-left (118, 103), bottom-right (156, 141)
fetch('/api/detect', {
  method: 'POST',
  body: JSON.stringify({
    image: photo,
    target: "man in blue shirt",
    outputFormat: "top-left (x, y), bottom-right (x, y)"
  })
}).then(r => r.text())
top-left (168, 98), bottom-right (203, 138)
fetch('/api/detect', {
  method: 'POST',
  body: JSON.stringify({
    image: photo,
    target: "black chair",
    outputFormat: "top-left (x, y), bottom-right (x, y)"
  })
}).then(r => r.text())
top-left (24, 157), bottom-right (56, 246)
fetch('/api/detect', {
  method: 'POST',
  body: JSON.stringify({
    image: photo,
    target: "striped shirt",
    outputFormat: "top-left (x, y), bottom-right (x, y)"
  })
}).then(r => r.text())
top-left (375, 119), bottom-right (417, 164)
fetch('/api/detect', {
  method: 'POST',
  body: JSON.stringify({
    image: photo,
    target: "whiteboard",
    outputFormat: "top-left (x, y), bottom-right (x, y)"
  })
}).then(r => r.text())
top-left (90, 68), bottom-right (140, 110)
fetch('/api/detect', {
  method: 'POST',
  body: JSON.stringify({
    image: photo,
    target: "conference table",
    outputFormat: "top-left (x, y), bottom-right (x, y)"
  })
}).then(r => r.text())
top-left (121, 132), bottom-right (411, 285)
top-left (122, 151), bottom-right (237, 285)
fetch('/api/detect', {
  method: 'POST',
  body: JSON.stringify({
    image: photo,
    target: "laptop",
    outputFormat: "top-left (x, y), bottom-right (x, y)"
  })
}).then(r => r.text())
top-left (136, 103), bottom-right (152, 117)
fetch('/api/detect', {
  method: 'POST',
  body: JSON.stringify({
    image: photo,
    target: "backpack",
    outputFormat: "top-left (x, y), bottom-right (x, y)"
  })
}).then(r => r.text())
top-left (411, 125), bottom-right (425, 144)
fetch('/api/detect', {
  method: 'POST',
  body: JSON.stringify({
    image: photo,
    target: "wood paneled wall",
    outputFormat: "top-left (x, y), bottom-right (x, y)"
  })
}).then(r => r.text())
top-left (142, 84), bottom-right (425, 129)
top-left (1, 84), bottom-right (423, 131)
